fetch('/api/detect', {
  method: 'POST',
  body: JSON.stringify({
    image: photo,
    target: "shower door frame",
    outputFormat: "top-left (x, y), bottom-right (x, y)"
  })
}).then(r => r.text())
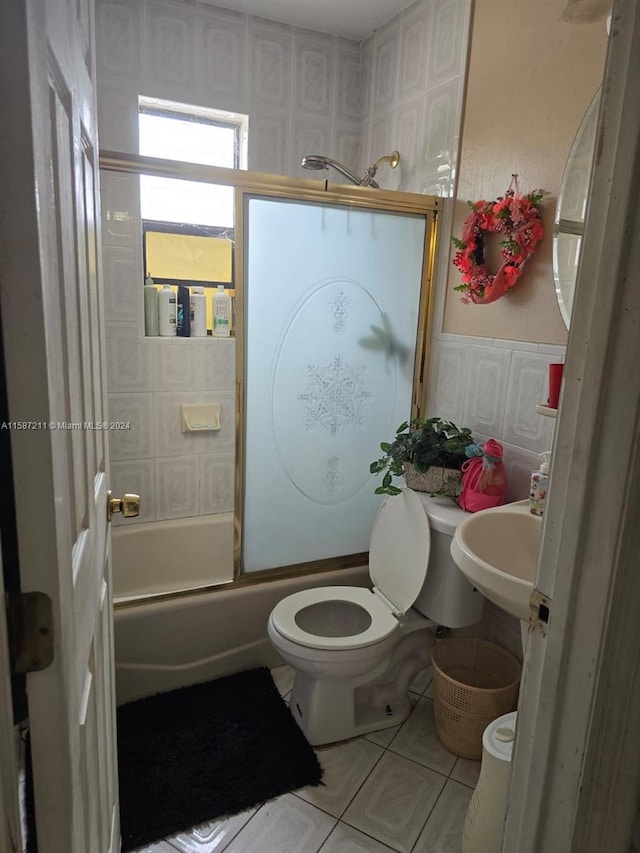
top-left (99, 151), bottom-right (439, 594)
top-left (234, 185), bottom-right (439, 581)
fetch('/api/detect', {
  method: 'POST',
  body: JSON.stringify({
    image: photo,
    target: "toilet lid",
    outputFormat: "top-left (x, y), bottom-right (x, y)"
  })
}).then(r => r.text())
top-left (369, 488), bottom-right (431, 615)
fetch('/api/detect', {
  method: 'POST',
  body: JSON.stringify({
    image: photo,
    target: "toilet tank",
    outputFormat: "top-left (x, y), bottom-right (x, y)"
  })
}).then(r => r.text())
top-left (412, 494), bottom-right (484, 629)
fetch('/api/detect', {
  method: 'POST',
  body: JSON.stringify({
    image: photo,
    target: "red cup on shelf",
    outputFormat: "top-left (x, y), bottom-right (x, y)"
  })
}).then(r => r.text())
top-left (548, 363), bottom-right (564, 409)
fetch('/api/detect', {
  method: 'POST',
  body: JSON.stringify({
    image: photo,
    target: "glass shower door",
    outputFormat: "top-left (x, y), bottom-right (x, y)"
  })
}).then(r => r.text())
top-left (241, 195), bottom-right (433, 574)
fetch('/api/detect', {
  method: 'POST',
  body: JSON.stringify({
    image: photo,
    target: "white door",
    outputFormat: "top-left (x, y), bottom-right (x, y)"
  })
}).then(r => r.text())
top-left (0, 2), bottom-right (121, 851)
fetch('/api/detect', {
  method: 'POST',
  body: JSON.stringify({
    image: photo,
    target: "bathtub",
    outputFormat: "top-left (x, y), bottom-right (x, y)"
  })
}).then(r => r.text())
top-left (112, 514), bottom-right (369, 704)
top-left (112, 513), bottom-right (234, 601)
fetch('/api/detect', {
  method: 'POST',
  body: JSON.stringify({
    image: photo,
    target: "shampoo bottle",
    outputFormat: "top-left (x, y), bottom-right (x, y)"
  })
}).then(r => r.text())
top-left (176, 284), bottom-right (191, 337)
top-left (529, 451), bottom-right (551, 517)
top-left (213, 285), bottom-right (230, 338)
top-left (158, 285), bottom-right (177, 336)
top-left (191, 287), bottom-right (207, 337)
top-left (143, 274), bottom-right (159, 336)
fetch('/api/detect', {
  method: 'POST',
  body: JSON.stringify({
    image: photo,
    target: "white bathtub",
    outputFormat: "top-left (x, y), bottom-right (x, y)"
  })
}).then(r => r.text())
top-left (112, 513), bottom-right (233, 601)
top-left (112, 514), bottom-right (369, 704)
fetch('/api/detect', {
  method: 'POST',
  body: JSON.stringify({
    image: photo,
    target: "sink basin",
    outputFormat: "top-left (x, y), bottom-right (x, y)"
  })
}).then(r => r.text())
top-left (450, 501), bottom-right (541, 621)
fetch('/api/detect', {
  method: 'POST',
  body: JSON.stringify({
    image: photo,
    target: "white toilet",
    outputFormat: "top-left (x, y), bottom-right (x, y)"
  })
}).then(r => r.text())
top-left (267, 489), bottom-right (484, 745)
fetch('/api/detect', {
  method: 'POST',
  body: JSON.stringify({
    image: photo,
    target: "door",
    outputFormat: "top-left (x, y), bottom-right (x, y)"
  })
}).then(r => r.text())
top-left (0, 1), bottom-right (119, 851)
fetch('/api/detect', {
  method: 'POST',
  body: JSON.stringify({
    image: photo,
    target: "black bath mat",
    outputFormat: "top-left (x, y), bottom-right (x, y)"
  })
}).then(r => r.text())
top-left (117, 667), bottom-right (323, 852)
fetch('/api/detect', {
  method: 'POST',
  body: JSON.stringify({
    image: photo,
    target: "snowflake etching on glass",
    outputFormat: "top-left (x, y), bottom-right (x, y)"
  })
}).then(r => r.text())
top-left (322, 456), bottom-right (343, 495)
top-left (328, 288), bottom-right (353, 335)
top-left (298, 355), bottom-right (372, 437)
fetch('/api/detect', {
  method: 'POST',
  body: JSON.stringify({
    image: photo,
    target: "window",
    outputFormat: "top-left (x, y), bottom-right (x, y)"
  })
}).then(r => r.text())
top-left (138, 97), bottom-right (246, 292)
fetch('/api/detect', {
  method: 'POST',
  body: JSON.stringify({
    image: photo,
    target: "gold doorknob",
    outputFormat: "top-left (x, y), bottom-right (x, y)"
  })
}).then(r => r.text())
top-left (107, 491), bottom-right (140, 522)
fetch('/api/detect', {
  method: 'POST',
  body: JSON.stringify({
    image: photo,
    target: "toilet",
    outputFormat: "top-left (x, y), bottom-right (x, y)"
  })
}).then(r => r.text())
top-left (267, 488), bottom-right (484, 745)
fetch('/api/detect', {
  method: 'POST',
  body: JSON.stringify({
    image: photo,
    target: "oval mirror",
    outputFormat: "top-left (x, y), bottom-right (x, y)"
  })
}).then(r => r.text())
top-left (553, 89), bottom-right (600, 328)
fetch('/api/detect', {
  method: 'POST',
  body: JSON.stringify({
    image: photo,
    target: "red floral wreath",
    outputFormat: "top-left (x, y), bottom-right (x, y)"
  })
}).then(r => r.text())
top-left (451, 185), bottom-right (545, 305)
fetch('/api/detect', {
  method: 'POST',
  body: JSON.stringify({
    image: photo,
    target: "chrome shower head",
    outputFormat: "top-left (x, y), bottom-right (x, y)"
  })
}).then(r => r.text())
top-left (301, 155), bottom-right (365, 186)
top-left (301, 151), bottom-right (400, 189)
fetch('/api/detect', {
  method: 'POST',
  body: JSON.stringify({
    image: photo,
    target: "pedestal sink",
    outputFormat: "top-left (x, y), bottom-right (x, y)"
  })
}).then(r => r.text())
top-left (450, 501), bottom-right (541, 621)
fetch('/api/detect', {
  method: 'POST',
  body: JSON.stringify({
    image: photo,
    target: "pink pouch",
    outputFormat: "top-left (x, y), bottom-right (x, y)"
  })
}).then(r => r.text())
top-left (458, 438), bottom-right (507, 512)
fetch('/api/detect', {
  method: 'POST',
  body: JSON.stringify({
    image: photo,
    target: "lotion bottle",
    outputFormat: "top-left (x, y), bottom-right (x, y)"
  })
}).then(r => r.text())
top-left (213, 285), bottom-right (230, 337)
top-left (158, 285), bottom-right (177, 336)
top-left (191, 287), bottom-right (207, 337)
top-left (143, 274), bottom-right (159, 336)
top-left (529, 451), bottom-right (551, 517)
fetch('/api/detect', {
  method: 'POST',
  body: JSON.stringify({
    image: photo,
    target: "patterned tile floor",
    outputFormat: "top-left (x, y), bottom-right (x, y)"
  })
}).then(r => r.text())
top-left (136, 665), bottom-right (480, 853)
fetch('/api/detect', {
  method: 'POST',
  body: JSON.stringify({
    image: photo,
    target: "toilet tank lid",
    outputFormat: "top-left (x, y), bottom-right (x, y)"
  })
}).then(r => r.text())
top-left (412, 492), bottom-right (468, 535)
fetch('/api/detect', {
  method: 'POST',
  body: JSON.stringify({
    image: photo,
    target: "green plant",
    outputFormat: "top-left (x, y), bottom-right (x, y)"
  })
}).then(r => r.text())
top-left (370, 417), bottom-right (474, 496)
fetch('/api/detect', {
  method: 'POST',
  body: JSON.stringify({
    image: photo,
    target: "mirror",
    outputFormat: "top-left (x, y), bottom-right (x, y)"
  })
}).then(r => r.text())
top-left (553, 89), bottom-right (600, 328)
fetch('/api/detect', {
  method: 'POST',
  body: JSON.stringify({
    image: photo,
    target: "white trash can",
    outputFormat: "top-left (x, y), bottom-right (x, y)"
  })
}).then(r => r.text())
top-left (462, 711), bottom-right (517, 853)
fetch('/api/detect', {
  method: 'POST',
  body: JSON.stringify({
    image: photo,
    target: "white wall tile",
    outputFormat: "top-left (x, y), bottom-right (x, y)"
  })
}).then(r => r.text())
top-left (372, 22), bottom-right (400, 115)
top-left (335, 47), bottom-right (362, 122)
top-left (155, 455), bottom-right (200, 519)
top-left (247, 111), bottom-right (290, 175)
top-left (102, 245), bottom-right (141, 325)
top-left (463, 345), bottom-right (511, 437)
top-left (144, 0), bottom-right (196, 88)
top-left (106, 323), bottom-right (152, 392)
top-left (503, 352), bottom-right (555, 452)
top-left (96, 0), bottom-right (144, 81)
top-left (398, 6), bottom-right (430, 101)
top-left (421, 78), bottom-right (458, 178)
top-left (294, 36), bottom-right (335, 118)
top-left (427, 0), bottom-right (466, 87)
top-left (502, 440), bottom-right (541, 503)
top-left (333, 125), bottom-right (362, 180)
top-left (110, 459), bottom-right (156, 524)
top-left (199, 453), bottom-right (235, 514)
top-left (153, 340), bottom-right (207, 392)
top-left (428, 341), bottom-right (469, 424)
top-left (154, 391), bottom-right (235, 457)
top-left (100, 171), bottom-right (140, 250)
top-left (394, 96), bottom-right (424, 184)
top-left (203, 339), bottom-right (236, 393)
top-left (108, 393), bottom-right (154, 460)
top-left (97, 85), bottom-right (139, 153)
top-left (248, 19), bottom-right (292, 110)
top-left (197, 6), bottom-right (248, 105)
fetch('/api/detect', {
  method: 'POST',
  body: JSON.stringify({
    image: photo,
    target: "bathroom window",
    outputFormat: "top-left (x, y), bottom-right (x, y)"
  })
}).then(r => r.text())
top-left (138, 97), bottom-right (245, 300)
top-left (138, 96), bottom-right (247, 229)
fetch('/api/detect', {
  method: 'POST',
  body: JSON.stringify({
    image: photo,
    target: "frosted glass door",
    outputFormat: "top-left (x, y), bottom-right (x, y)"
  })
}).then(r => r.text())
top-left (243, 197), bottom-right (427, 572)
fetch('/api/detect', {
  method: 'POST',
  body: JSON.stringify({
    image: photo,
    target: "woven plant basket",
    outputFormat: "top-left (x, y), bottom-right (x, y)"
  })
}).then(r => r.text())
top-left (431, 638), bottom-right (522, 759)
top-left (404, 463), bottom-right (462, 495)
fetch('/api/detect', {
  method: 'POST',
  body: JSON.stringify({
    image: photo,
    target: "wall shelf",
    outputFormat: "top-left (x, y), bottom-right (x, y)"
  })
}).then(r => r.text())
top-left (536, 404), bottom-right (558, 419)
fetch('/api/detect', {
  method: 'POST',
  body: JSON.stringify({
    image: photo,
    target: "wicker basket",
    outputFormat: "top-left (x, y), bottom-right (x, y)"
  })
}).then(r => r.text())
top-left (404, 463), bottom-right (462, 495)
top-left (431, 639), bottom-right (521, 759)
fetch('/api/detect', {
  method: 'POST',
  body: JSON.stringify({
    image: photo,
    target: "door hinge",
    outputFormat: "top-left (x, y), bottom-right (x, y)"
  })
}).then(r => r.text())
top-left (529, 588), bottom-right (552, 635)
top-left (6, 592), bottom-right (54, 673)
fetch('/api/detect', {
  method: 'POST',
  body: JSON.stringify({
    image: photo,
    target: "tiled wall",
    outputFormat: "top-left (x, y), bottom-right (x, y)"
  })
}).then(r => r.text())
top-left (95, 0), bottom-right (363, 180)
top-left (427, 334), bottom-right (564, 502)
top-left (102, 170), bottom-right (236, 525)
top-left (360, 0), bottom-right (471, 195)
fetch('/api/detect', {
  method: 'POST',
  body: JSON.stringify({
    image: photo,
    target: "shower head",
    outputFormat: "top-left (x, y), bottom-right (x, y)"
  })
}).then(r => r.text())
top-left (301, 155), bottom-right (366, 186)
top-left (301, 151), bottom-right (400, 189)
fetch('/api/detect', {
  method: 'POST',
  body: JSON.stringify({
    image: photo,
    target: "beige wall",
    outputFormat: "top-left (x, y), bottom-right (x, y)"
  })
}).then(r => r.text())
top-left (443, 0), bottom-right (608, 343)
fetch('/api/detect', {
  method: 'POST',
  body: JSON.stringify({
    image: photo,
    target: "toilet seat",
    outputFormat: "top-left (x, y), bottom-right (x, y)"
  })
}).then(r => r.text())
top-left (270, 586), bottom-right (399, 650)
top-left (270, 489), bottom-right (434, 652)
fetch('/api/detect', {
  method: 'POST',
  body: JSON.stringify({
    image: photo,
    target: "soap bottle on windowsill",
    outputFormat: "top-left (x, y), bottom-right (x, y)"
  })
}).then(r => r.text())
top-left (529, 451), bottom-right (551, 517)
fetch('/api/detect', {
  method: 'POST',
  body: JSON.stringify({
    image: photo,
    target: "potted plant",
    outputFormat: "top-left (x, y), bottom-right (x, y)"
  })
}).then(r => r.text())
top-left (370, 417), bottom-right (475, 497)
